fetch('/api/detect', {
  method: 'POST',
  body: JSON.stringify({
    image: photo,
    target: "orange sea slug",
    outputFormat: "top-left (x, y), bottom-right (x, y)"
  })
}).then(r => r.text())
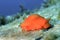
top-left (20, 14), bottom-right (51, 32)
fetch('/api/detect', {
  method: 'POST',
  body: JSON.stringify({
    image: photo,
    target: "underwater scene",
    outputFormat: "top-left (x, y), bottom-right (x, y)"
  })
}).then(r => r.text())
top-left (0, 0), bottom-right (60, 40)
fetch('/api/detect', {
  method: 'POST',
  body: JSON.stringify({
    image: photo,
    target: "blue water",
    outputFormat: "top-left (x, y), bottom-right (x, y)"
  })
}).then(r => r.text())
top-left (0, 0), bottom-right (44, 16)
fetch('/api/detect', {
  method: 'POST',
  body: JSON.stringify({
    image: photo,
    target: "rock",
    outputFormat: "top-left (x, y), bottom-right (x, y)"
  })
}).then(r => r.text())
top-left (41, 24), bottom-right (60, 40)
top-left (0, 16), bottom-right (6, 26)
